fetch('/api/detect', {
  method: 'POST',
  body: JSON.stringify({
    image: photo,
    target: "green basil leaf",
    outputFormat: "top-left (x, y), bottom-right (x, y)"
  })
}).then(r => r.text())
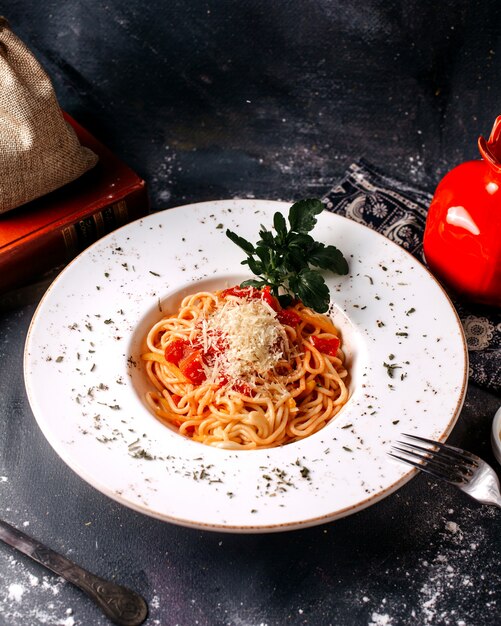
top-left (288, 199), bottom-right (324, 233)
top-left (226, 230), bottom-right (255, 255)
top-left (287, 232), bottom-right (316, 253)
top-left (241, 278), bottom-right (267, 288)
top-left (283, 248), bottom-right (309, 272)
top-left (289, 269), bottom-right (330, 313)
top-left (308, 244), bottom-right (349, 274)
top-left (244, 257), bottom-right (264, 275)
top-left (277, 293), bottom-right (294, 308)
top-left (258, 229), bottom-right (275, 248)
top-left (273, 212), bottom-right (287, 236)
top-left (255, 245), bottom-right (273, 265)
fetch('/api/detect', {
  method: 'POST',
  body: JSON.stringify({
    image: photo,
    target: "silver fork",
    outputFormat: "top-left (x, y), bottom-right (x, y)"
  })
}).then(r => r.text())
top-left (390, 433), bottom-right (501, 508)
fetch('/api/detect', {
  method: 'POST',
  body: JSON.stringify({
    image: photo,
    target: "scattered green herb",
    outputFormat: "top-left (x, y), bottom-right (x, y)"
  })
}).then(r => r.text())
top-left (128, 438), bottom-right (155, 460)
top-left (300, 466), bottom-right (311, 479)
top-left (226, 198), bottom-right (349, 313)
top-left (383, 362), bottom-right (401, 378)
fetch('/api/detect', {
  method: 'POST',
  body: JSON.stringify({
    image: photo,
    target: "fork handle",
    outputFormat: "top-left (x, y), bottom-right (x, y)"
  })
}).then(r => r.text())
top-left (0, 519), bottom-right (148, 626)
top-left (462, 467), bottom-right (501, 509)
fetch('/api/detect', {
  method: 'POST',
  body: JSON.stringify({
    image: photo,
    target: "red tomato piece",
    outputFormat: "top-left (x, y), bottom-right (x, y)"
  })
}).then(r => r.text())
top-left (220, 285), bottom-right (279, 310)
top-left (276, 308), bottom-right (301, 326)
top-left (220, 286), bottom-right (256, 299)
top-left (179, 350), bottom-right (206, 385)
top-left (217, 376), bottom-right (254, 397)
top-left (231, 381), bottom-right (254, 396)
top-left (259, 285), bottom-right (279, 311)
top-left (310, 336), bottom-right (340, 356)
top-left (164, 338), bottom-right (190, 365)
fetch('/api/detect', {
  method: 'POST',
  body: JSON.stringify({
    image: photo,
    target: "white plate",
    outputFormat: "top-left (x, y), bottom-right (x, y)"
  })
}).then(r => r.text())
top-left (24, 199), bottom-right (468, 532)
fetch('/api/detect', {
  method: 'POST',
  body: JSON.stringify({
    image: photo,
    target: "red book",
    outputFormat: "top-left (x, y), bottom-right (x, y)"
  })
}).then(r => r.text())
top-left (0, 113), bottom-right (150, 295)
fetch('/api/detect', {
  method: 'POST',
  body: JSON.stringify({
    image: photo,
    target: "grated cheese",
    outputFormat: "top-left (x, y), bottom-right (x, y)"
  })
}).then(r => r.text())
top-left (203, 296), bottom-right (287, 384)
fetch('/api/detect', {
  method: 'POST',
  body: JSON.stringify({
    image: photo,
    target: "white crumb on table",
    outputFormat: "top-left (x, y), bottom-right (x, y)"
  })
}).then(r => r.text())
top-left (0, 554), bottom-right (77, 625)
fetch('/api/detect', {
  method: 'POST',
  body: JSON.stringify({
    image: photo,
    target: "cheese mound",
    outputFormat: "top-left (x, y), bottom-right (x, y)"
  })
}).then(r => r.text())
top-left (204, 297), bottom-right (286, 382)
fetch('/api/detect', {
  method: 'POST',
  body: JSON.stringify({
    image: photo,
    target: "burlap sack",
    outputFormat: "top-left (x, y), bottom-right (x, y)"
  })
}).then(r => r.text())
top-left (0, 17), bottom-right (98, 213)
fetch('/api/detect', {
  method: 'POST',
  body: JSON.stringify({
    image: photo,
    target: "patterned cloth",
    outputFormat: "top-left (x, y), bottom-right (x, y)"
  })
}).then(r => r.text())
top-left (322, 159), bottom-right (500, 395)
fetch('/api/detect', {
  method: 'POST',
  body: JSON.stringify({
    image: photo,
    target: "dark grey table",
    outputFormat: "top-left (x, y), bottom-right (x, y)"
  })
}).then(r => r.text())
top-left (1, 2), bottom-right (501, 625)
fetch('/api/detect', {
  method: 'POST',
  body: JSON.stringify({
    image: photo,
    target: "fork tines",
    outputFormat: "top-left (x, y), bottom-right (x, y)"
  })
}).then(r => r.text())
top-left (389, 433), bottom-right (478, 486)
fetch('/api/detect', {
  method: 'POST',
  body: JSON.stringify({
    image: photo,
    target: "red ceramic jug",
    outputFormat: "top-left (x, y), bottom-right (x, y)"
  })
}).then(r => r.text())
top-left (423, 117), bottom-right (501, 307)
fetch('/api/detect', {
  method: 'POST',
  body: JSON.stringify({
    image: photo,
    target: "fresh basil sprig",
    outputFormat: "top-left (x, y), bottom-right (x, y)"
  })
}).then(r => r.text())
top-left (226, 199), bottom-right (349, 313)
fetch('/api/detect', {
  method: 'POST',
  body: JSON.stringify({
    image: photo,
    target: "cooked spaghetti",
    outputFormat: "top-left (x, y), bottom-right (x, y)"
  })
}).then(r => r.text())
top-left (141, 285), bottom-right (349, 449)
